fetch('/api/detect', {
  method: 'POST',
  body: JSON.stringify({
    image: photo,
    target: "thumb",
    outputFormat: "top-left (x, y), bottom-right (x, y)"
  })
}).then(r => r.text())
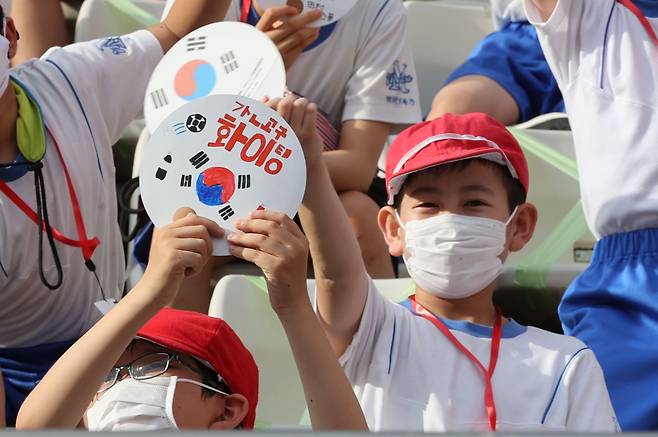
top-left (173, 207), bottom-right (196, 221)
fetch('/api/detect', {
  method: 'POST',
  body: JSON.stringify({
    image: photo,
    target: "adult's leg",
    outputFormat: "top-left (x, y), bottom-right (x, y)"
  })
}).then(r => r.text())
top-left (11, 0), bottom-right (70, 65)
top-left (340, 191), bottom-right (394, 279)
top-left (427, 75), bottom-right (520, 125)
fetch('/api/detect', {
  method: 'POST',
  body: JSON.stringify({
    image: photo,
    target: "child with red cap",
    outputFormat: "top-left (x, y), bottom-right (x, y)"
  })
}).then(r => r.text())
top-left (287, 101), bottom-right (619, 431)
top-left (15, 207), bottom-right (367, 431)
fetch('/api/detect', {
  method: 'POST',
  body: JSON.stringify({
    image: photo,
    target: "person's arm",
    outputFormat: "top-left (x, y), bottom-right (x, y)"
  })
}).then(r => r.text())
top-left (149, 0), bottom-right (231, 54)
top-left (255, 6), bottom-right (322, 71)
top-left (10, 0), bottom-right (70, 65)
top-left (16, 209), bottom-right (222, 430)
top-left (228, 208), bottom-right (367, 431)
top-left (527, 0), bottom-right (558, 22)
top-left (323, 119), bottom-right (391, 193)
top-left (268, 96), bottom-right (369, 356)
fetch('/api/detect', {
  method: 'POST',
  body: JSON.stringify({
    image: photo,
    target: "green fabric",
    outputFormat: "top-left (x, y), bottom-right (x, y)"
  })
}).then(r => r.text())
top-left (12, 80), bottom-right (46, 163)
top-left (105, 0), bottom-right (159, 30)
top-left (508, 127), bottom-right (588, 288)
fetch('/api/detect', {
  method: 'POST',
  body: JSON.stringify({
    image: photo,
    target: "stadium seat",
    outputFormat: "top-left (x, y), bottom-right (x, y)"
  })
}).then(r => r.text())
top-left (75, 0), bottom-right (162, 43)
top-left (208, 275), bottom-right (414, 429)
top-left (403, 0), bottom-right (494, 115)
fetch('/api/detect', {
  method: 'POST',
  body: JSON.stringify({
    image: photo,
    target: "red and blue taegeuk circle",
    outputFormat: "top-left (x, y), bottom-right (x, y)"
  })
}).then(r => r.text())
top-left (174, 60), bottom-right (217, 101)
top-left (196, 167), bottom-right (236, 206)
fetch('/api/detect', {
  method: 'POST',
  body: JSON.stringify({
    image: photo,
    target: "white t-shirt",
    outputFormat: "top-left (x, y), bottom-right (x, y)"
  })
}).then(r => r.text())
top-left (220, 0), bottom-right (422, 128)
top-left (341, 280), bottom-right (619, 432)
top-left (524, 0), bottom-right (658, 238)
top-left (0, 31), bottom-right (163, 347)
top-left (491, 0), bottom-right (527, 28)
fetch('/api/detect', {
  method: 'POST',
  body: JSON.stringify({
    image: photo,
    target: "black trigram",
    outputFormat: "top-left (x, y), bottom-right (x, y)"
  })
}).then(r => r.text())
top-left (189, 151), bottom-right (210, 169)
top-left (186, 36), bottom-right (207, 52)
top-left (180, 174), bottom-right (192, 187)
top-left (218, 204), bottom-right (235, 221)
top-left (156, 155), bottom-right (173, 181)
top-left (150, 88), bottom-right (168, 109)
top-left (220, 51), bottom-right (239, 74)
top-left (237, 174), bottom-right (251, 189)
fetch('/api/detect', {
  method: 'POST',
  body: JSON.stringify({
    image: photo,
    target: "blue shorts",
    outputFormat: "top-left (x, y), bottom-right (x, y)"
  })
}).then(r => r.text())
top-left (559, 228), bottom-right (658, 431)
top-left (0, 339), bottom-right (76, 426)
top-left (446, 21), bottom-right (564, 123)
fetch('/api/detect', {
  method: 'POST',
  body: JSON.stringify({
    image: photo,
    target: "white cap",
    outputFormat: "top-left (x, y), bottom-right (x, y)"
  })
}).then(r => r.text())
top-left (0, 0), bottom-right (11, 15)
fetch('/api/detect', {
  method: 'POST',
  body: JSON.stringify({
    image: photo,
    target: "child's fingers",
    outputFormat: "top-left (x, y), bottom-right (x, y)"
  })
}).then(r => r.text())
top-left (248, 210), bottom-right (305, 239)
top-left (265, 97), bottom-right (283, 110)
top-left (171, 214), bottom-right (224, 239)
top-left (256, 6), bottom-right (299, 33)
top-left (227, 232), bottom-right (284, 257)
top-left (173, 238), bottom-right (211, 260)
top-left (290, 97), bottom-right (309, 132)
top-left (234, 218), bottom-right (281, 237)
top-left (173, 207), bottom-right (196, 221)
top-left (302, 102), bottom-right (318, 134)
top-left (172, 224), bottom-right (214, 255)
top-left (181, 251), bottom-right (206, 277)
top-left (228, 244), bottom-right (273, 269)
top-left (276, 95), bottom-right (297, 122)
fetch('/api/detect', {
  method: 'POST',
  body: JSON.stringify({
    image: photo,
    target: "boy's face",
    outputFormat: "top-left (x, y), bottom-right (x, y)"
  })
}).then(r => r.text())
top-left (379, 160), bottom-right (537, 261)
top-left (87, 340), bottom-right (247, 430)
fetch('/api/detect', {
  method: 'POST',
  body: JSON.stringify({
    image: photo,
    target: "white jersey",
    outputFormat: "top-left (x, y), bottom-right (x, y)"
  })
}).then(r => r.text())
top-left (341, 280), bottom-right (619, 432)
top-left (221, 0), bottom-right (422, 128)
top-left (0, 31), bottom-right (162, 347)
top-left (524, 0), bottom-right (658, 238)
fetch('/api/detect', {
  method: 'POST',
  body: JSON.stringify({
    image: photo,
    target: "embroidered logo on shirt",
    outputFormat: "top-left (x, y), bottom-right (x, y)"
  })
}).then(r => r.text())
top-left (96, 37), bottom-right (128, 55)
top-left (386, 60), bottom-right (413, 94)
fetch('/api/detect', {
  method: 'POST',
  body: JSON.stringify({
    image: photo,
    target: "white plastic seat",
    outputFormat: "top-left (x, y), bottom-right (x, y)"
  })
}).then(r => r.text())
top-left (403, 0), bottom-right (494, 115)
top-left (208, 275), bottom-right (414, 429)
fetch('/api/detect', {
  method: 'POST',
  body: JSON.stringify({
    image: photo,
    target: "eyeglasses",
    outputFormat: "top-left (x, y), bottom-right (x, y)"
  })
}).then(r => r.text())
top-left (98, 352), bottom-right (225, 394)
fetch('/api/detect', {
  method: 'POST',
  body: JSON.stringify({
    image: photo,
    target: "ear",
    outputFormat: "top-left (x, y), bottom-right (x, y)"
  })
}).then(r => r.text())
top-left (506, 202), bottom-right (538, 253)
top-left (4, 17), bottom-right (19, 59)
top-left (209, 394), bottom-right (249, 430)
top-left (377, 206), bottom-right (405, 257)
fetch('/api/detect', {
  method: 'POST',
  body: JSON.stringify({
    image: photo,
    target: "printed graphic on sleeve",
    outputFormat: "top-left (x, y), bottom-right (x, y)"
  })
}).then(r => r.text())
top-left (140, 95), bottom-right (306, 256)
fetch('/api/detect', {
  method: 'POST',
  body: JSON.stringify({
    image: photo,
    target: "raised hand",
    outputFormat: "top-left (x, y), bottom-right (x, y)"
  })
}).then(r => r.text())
top-left (266, 95), bottom-right (324, 172)
top-left (227, 210), bottom-right (309, 315)
top-left (142, 207), bottom-right (224, 307)
top-left (256, 6), bottom-right (322, 70)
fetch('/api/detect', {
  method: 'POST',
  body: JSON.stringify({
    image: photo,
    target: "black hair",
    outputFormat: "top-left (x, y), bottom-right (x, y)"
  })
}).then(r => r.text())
top-left (393, 158), bottom-right (526, 213)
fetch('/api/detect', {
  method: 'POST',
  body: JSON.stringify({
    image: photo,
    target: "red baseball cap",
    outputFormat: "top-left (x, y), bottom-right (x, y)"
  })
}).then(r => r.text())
top-left (137, 308), bottom-right (259, 429)
top-left (386, 113), bottom-right (529, 204)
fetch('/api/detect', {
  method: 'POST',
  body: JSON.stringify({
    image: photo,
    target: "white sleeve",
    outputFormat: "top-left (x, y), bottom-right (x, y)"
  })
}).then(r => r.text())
top-left (342, 1), bottom-right (421, 125)
top-left (523, 0), bottom-right (615, 86)
top-left (42, 30), bottom-right (163, 145)
top-left (544, 348), bottom-right (620, 432)
top-left (339, 278), bottom-right (397, 383)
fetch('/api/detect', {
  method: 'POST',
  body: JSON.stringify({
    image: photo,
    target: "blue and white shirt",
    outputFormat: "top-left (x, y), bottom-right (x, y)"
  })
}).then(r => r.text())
top-left (0, 31), bottom-right (162, 347)
top-left (340, 279), bottom-right (619, 432)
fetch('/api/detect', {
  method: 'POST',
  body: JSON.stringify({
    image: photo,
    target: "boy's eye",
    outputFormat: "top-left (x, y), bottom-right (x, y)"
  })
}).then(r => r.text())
top-left (465, 199), bottom-right (488, 207)
top-left (416, 202), bottom-right (438, 208)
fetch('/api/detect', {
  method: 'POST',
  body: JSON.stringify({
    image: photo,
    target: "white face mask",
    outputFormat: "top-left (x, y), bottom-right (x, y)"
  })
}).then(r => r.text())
top-left (0, 29), bottom-right (9, 96)
top-left (86, 375), bottom-right (226, 431)
top-left (398, 208), bottom-right (517, 300)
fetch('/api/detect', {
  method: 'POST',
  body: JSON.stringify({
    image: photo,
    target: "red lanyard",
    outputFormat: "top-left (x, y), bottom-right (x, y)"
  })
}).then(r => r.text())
top-left (241, 0), bottom-right (252, 23)
top-left (408, 295), bottom-right (502, 431)
top-left (0, 128), bottom-right (100, 262)
top-left (618, 0), bottom-right (658, 44)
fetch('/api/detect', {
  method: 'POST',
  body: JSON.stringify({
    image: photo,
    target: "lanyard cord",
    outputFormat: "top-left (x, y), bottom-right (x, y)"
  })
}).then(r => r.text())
top-left (408, 295), bottom-right (502, 431)
top-left (241, 0), bottom-right (252, 23)
top-left (618, 0), bottom-right (658, 44)
top-left (0, 128), bottom-right (101, 292)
